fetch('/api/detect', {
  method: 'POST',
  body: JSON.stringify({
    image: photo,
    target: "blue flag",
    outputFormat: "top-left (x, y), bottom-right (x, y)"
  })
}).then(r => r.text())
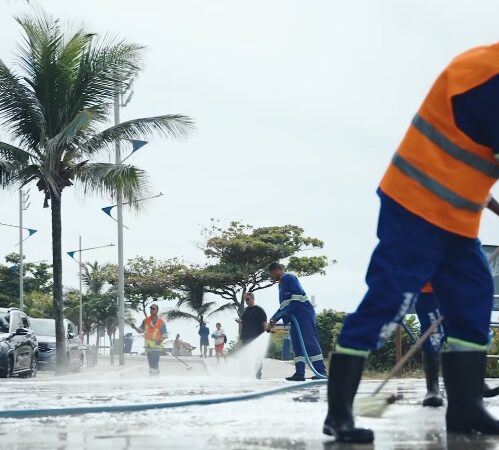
top-left (131, 140), bottom-right (147, 153)
top-left (102, 206), bottom-right (115, 217)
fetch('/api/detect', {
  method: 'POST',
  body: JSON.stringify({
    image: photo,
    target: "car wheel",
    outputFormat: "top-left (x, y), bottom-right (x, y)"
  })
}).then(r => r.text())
top-left (0, 356), bottom-right (13, 378)
top-left (29, 355), bottom-right (37, 378)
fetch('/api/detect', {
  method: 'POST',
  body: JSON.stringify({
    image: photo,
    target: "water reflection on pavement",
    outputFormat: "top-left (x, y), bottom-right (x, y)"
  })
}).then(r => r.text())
top-left (0, 360), bottom-right (498, 450)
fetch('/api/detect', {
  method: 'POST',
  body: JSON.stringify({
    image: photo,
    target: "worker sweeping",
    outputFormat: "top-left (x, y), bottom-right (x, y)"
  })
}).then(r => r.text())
top-left (266, 262), bottom-right (327, 381)
top-left (131, 303), bottom-right (168, 376)
top-left (324, 43), bottom-right (499, 443)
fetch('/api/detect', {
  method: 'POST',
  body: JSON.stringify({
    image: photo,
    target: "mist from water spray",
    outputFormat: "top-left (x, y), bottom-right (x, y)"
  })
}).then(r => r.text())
top-left (208, 332), bottom-right (271, 380)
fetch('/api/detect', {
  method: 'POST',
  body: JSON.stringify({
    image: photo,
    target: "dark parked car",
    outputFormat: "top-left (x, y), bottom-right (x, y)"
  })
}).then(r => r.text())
top-left (0, 307), bottom-right (38, 378)
top-left (30, 318), bottom-right (80, 372)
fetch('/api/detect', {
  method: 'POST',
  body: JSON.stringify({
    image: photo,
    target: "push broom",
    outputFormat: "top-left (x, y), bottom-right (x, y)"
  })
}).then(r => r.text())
top-left (354, 315), bottom-right (444, 418)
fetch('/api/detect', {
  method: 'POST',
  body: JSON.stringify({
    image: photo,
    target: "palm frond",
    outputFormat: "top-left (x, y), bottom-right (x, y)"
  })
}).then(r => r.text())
top-left (44, 109), bottom-right (94, 169)
top-left (80, 115), bottom-right (194, 156)
top-left (0, 159), bottom-right (18, 187)
top-left (0, 142), bottom-right (34, 165)
top-left (165, 310), bottom-right (199, 322)
top-left (0, 60), bottom-right (45, 149)
top-left (197, 301), bottom-right (217, 316)
top-left (74, 162), bottom-right (151, 206)
top-left (208, 302), bottom-right (238, 316)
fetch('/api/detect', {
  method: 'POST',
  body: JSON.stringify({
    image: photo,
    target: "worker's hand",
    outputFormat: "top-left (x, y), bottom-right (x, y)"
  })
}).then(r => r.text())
top-left (266, 320), bottom-right (276, 333)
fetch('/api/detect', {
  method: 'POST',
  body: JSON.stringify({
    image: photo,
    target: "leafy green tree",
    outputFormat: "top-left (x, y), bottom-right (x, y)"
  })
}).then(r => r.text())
top-left (0, 10), bottom-right (193, 371)
top-left (64, 261), bottom-right (117, 344)
top-left (194, 221), bottom-right (329, 317)
top-left (125, 257), bottom-right (182, 316)
top-left (104, 257), bottom-right (183, 316)
top-left (0, 253), bottom-right (52, 307)
top-left (315, 309), bottom-right (347, 357)
top-left (24, 291), bottom-right (53, 318)
top-left (166, 275), bottom-right (217, 327)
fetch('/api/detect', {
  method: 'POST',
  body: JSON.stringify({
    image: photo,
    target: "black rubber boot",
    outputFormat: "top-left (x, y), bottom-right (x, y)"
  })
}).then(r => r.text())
top-left (323, 353), bottom-right (374, 443)
top-left (442, 352), bottom-right (499, 434)
top-left (483, 383), bottom-right (499, 398)
top-left (422, 351), bottom-right (443, 407)
top-left (286, 373), bottom-right (305, 381)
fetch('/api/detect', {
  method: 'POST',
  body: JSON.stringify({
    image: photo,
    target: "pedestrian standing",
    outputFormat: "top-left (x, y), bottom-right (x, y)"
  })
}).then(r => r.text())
top-left (198, 322), bottom-right (209, 358)
top-left (324, 44), bottom-right (499, 443)
top-left (266, 263), bottom-right (326, 381)
top-left (212, 323), bottom-right (227, 363)
top-left (236, 293), bottom-right (267, 378)
top-left (131, 303), bottom-right (167, 376)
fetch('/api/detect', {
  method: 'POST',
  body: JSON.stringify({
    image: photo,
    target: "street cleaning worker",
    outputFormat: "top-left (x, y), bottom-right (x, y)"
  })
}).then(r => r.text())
top-left (132, 303), bottom-right (167, 376)
top-left (415, 283), bottom-right (446, 407)
top-left (416, 197), bottom-right (499, 407)
top-left (324, 43), bottom-right (499, 443)
top-left (416, 280), bottom-right (499, 407)
top-left (267, 262), bottom-right (327, 381)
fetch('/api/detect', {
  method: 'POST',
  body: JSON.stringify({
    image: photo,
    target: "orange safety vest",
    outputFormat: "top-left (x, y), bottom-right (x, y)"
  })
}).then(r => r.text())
top-left (144, 316), bottom-right (165, 349)
top-left (380, 43), bottom-right (499, 238)
top-left (420, 282), bottom-right (433, 294)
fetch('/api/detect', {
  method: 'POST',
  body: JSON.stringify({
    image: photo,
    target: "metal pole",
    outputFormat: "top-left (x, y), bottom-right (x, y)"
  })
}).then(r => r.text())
top-left (115, 89), bottom-right (125, 366)
top-left (19, 190), bottom-right (24, 311)
top-left (79, 236), bottom-right (83, 335)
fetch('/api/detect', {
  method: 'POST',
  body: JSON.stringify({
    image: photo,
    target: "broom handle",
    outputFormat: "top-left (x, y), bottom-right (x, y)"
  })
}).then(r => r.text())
top-left (372, 315), bottom-right (444, 397)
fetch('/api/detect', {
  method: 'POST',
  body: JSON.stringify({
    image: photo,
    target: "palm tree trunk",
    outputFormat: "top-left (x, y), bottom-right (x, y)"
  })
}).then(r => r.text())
top-left (51, 193), bottom-right (67, 373)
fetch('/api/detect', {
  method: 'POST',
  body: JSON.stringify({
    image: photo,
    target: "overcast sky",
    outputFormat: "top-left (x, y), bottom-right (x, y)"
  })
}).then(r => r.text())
top-left (2, 1), bottom-right (499, 345)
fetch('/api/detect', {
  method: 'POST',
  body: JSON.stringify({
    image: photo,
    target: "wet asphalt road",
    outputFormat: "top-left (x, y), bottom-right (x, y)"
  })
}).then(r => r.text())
top-left (1, 357), bottom-right (499, 450)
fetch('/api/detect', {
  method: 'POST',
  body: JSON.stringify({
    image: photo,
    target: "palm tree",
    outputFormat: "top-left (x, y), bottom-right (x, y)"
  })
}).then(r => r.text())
top-left (0, 10), bottom-right (193, 372)
top-left (166, 279), bottom-right (218, 327)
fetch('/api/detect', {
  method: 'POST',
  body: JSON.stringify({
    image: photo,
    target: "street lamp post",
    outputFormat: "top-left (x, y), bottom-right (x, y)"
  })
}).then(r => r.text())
top-left (19, 190), bottom-right (23, 310)
top-left (0, 219), bottom-right (37, 310)
top-left (79, 236), bottom-right (83, 336)
top-left (114, 89), bottom-right (126, 366)
top-left (67, 241), bottom-right (115, 336)
top-left (18, 189), bottom-right (30, 310)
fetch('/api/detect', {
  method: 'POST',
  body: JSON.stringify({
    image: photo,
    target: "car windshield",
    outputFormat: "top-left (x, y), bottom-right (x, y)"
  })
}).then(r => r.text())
top-left (0, 314), bottom-right (9, 333)
top-left (30, 319), bottom-right (55, 337)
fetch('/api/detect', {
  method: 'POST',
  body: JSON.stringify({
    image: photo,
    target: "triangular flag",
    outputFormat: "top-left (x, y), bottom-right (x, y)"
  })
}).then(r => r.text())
top-left (67, 251), bottom-right (76, 259)
top-left (131, 140), bottom-right (148, 153)
top-left (102, 206), bottom-right (115, 217)
top-left (28, 229), bottom-right (37, 237)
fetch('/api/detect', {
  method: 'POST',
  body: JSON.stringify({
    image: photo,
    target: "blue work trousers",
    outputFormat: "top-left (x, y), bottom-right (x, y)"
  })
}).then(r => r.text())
top-left (287, 302), bottom-right (326, 376)
top-left (339, 191), bottom-right (493, 352)
top-left (415, 292), bottom-right (446, 353)
top-left (146, 350), bottom-right (161, 369)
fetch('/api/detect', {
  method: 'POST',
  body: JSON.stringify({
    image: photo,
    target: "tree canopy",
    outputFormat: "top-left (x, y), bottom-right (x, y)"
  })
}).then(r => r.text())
top-left (0, 253), bottom-right (52, 308)
top-left (188, 221), bottom-right (329, 316)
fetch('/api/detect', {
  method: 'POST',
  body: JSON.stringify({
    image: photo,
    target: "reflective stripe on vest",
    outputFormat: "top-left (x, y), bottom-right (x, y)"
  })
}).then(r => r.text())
top-left (412, 114), bottom-right (499, 179)
top-left (279, 294), bottom-right (309, 311)
top-left (392, 154), bottom-right (483, 212)
top-left (379, 43), bottom-right (499, 238)
top-left (144, 316), bottom-right (164, 348)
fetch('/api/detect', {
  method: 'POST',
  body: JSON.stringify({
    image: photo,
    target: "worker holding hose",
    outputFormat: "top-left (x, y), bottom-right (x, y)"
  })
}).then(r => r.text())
top-left (324, 44), bottom-right (499, 443)
top-left (266, 262), bottom-right (327, 381)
